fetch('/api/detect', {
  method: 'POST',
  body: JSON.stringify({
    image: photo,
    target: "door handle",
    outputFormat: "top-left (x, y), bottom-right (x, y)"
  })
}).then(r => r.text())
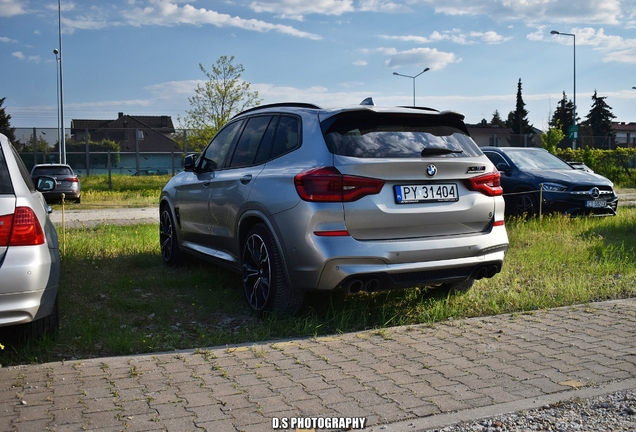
top-left (240, 175), bottom-right (253, 185)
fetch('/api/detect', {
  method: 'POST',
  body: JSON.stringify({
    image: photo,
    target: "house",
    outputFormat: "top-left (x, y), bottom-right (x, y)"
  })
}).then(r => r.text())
top-left (70, 113), bottom-right (183, 174)
top-left (71, 112), bottom-right (180, 153)
top-left (612, 122), bottom-right (636, 148)
top-left (466, 119), bottom-right (542, 148)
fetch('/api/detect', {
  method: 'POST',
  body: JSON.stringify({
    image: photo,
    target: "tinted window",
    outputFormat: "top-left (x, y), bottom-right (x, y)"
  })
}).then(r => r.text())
top-left (0, 146), bottom-right (14, 194)
top-left (483, 151), bottom-right (508, 167)
top-left (32, 166), bottom-right (73, 176)
top-left (199, 120), bottom-right (243, 172)
top-left (11, 145), bottom-right (35, 192)
top-left (270, 116), bottom-right (301, 159)
top-left (505, 150), bottom-right (572, 170)
top-left (229, 116), bottom-right (274, 168)
top-left (323, 112), bottom-right (481, 158)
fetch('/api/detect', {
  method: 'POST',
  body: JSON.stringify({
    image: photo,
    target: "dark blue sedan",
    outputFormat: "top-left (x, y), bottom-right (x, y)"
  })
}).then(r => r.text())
top-left (482, 147), bottom-right (618, 217)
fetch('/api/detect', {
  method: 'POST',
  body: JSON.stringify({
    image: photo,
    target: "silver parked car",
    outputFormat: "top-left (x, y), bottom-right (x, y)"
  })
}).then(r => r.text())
top-left (0, 134), bottom-right (61, 336)
top-left (31, 163), bottom-right (81, 203)
top-left (160, 101), bottom-right (509, 315)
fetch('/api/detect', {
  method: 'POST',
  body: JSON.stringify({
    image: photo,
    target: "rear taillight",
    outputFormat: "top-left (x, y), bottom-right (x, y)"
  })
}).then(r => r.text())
top-left (464, 171), bottom-right (503, 197)
top-left (68, 177), bottom-right (79, 183)
top-left (0, 207), bottom-right (45, 247)
top-left (294, 167), bottom-right (385, 202)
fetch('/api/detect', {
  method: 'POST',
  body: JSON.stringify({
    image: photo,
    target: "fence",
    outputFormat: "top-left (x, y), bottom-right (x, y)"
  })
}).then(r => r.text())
top-left (8, 126), bottom-right (629, 176)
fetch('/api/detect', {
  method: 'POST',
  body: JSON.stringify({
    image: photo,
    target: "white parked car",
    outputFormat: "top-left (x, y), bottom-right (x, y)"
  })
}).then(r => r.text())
top-left (0, 133), bottom-right (61, 336)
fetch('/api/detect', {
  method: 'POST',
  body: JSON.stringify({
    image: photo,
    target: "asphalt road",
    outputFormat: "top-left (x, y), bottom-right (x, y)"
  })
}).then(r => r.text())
top-left (49, 207), bottom-right (160, 228)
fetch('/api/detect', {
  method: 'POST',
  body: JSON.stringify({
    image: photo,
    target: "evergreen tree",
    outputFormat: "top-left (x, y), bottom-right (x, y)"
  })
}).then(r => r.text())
top-left (490, 110), bottom-right (506, 128)
top-left (0, 97), bottom-right (17, 144)
top-left (583, 90), bottom-right (616, 149)
top-left (550, 92), bottom-right (575, 135)
top-left (506, 79), bottom-right (533, 146)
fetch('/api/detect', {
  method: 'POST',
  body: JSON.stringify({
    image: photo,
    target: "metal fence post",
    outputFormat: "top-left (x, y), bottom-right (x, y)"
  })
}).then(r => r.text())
top-left (85, 128), bottom-right (90, 176)
top-left (32, 127), bottom-right (37, 165)
top-left (107, 150), bottom-right (112, 191)
top-left (171, 151), bottom-right (175, 176)
top-left (135, 129), bottom-right (140, 174)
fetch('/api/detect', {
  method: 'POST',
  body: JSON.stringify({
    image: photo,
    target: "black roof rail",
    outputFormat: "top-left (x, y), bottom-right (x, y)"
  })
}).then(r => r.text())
top-left (397, 106), bottom-right (440, 112)
top-left (233, 102), bottom-right (322, 118)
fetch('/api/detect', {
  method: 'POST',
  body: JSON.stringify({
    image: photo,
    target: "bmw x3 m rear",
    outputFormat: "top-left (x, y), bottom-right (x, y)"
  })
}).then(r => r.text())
top-left (160, 100), bottom-right (509, 315)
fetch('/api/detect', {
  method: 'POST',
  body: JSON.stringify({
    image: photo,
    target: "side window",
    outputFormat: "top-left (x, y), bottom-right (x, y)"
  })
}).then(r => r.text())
top-left (270, 116), bottom-right (301, 159)
top-left (483, 151), bottom-right (507, 167)
top-left (10, 144), bottom-right (35, 192)
top-left (228, 116), bottom-right (274, 168)
top-left (199, 120), bottom-right (243, 172)
top-left (0, 147), bottom-right (14, 194)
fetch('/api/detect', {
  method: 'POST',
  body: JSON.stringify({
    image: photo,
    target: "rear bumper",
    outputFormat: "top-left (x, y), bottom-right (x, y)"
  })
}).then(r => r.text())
top-left (275, 210), bottom-right (509, 291)
top-left (0, 245), bottom-right (60, 327)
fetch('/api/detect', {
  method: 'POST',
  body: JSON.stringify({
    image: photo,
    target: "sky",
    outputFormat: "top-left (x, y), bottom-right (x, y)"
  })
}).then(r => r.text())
top-left (2, 0), bottom-right (636, 136)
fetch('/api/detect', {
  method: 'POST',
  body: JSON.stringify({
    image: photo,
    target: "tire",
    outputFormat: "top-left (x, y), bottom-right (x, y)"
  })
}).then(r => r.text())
top-left (75, 196), bottom-right (81, 204)
top-left (242, 224), bottom-right (304, 315)
top-left (160, 206), bottom-right (182, 265)
top-left (439, 278), bottom-right (475, 295)
top-left (511, 190), bottom-right (537, 218)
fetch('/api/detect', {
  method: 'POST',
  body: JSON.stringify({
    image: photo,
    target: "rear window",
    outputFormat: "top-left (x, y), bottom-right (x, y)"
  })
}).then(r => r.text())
top-left (32, 166), bottom-right (73, 176)
top-left (322, 112), bottom-right (482, 158)
top-left (0, 147), bottom-right (13, 194)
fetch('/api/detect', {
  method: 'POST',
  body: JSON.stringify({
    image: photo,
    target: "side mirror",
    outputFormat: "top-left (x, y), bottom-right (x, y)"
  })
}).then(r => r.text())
top-left (35, 176), bottom-right (56, 192)
top-left (496, 162), bottom-right (511, 173)
top-left (183, 154), bottom-right (197, 172)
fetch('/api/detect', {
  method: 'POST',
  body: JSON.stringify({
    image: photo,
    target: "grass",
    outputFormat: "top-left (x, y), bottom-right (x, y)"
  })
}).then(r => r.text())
top-left (1, 207), bottom-right (636, 367)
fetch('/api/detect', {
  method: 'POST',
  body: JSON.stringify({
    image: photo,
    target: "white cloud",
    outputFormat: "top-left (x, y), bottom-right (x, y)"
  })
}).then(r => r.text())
top-left (121, 0), bottom-right (321, 39)
top-left (249, 0), bottom-right (354, 20)
top-left (412, 0), bottom-right (622, 25)
top-left (11, 51), bottom-right (40, 62)
top-left (380, 29), bottom-right (509, 45)
top-left (0, 36), bottom-right (18, 43)
top-left (0, 0), bottom-right (26, 17)
top-left (380, 47), bottom-right (460, 70)
top-left (353, 60), bottom-right (367, 66)
top-left (548, 27), bottom-right (636, 64)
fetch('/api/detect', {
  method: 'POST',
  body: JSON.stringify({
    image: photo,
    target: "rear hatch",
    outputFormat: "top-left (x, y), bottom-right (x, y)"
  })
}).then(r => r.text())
top-left (321, 110), bottom-right (499, 240)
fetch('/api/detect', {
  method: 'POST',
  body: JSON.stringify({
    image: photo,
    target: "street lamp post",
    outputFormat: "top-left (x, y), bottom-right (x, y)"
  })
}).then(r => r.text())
top-left (392, 68), bottom-right (430, 106)
top-left (551, 30), bottom-right (576, 150)
top-left (53, 49), bottom-right (61, 163)
top-left (58, 0), bottom-right (66, 164)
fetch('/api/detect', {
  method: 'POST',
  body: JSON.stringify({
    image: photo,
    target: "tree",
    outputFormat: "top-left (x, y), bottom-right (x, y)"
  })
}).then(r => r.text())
top-left (490, 110), bottom-right (506, 128)
top-left (549, 91), bottom-right (575, 148)
top-left (0, 97), bottom-right (17, 145)
top-left (179, 55), bottom-right (262, 153)
top-left (540, 121), bottom-right (565, 154)
top-left (506, 79), bottom-right (533, 146)
top-left (582, 90), bottom-right (616, 149)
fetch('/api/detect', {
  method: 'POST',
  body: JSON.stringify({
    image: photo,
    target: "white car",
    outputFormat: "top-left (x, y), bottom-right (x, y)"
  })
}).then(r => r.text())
top-left (0, 133), bottom-right (61, 336)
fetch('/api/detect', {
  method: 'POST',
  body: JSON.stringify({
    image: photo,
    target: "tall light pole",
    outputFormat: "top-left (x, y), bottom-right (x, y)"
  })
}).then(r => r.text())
top-left (54, 49), bottom-right (61, 163)
top-left (551, 30), bottom-right (576, 149)
top-left (58, 0), bottom-right (66, 164)
top-left (392, 68), bottom-right (430, 106)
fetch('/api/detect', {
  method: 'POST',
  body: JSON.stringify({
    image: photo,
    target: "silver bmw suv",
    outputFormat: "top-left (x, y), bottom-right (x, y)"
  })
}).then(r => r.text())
top-left (160, 100), bottom-right (508, 315)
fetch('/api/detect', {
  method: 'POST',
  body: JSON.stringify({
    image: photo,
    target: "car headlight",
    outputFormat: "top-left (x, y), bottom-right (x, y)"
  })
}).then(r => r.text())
top-left (541, 183), bottom-right (567, 192)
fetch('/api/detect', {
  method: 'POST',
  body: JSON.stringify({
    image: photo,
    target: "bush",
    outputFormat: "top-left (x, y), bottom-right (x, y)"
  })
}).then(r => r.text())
top-left (556, 148), bottom-right (636, 187)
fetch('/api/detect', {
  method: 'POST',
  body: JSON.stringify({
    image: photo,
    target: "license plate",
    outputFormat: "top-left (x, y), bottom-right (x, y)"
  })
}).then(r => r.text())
top-left (586, 200), bottom-right (607, 208)
top-left (395, 184), bottom-right (459, 204)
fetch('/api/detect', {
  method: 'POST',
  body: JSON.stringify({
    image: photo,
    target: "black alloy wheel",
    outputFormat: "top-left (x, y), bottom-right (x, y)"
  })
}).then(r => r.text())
top-left (160, 207), bottom-right (181, 265)
top-left (242, 224), bottom-right (304, 315)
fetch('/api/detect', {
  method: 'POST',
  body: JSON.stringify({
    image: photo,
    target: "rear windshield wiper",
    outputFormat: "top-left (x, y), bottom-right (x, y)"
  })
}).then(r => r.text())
top-left (420, 147), bottom-right (464, 156)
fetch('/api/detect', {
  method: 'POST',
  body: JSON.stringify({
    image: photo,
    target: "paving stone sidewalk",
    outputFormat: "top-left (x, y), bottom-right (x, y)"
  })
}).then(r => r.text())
top-left (2, 298), bottom-right (635, 432)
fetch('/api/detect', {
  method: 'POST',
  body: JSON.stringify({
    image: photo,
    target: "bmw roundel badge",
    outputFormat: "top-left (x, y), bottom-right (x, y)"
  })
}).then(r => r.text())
top-left (426, 164), bottom-right (437, 177)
